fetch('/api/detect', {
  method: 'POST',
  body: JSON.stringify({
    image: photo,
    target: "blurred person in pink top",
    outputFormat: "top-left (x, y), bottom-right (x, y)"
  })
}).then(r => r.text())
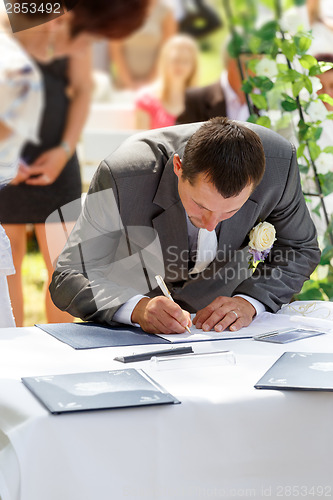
top-left (135, 34), bottom-right (199, 129)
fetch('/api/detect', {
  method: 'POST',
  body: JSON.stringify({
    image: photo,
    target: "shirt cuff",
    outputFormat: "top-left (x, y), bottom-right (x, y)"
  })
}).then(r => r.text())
top-left (233, 294), bottom-right (266, 317)
top-left (112, 294), bottom-right (147, 327)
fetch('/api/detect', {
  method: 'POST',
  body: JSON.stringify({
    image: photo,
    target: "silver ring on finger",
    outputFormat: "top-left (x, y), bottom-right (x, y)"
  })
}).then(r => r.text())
top-left (230, 310), bottom-right (238, 319)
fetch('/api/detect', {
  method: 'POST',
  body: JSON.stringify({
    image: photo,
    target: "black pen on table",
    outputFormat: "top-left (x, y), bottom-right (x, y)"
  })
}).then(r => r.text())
top-left (155, 275), bottom-right (191, 334)
top-left (114, 346), bottom-right (194, 363)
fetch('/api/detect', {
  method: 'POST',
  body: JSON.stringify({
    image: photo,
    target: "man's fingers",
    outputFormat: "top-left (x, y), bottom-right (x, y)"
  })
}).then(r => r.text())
top-left (147, 316), bottom-right (172, 335)
top-left (159, 297), bottom-right (191, 328)
top-left (160, 307), bottom-right (192, 334)
top-left (132, 296), bottom-right (192, 335)
top-left (213, 310), bottom-right (243, 332)
top-left (147, 297), bottom-right (191, 334)
top-left (171, 306), bottom-right (190, 328)
top-left (216, 312), bottom-right (253, 332)
top-left (185, 311), bottom-right (192, 329)
top-left (200, 307), bottom-right (237, 332)
top-left (193, 304), bottom-right (217, 329)
top-left (193, 295), bottom-right (233, 328)
top-left (194, 298), bottom-right (256, 333)
top-left (194, 297), bottom-right (230, 329)
top-left (201, 308), bottom-right (228, 331)
top-left (228, 316), bottom-right (246, 331)
top-left (156, 310), bottom-right (188, 334)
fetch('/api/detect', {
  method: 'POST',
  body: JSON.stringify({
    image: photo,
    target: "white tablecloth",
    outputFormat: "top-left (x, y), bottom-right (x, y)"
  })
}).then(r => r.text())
top-left (1, 319), bottom-right (333, 500)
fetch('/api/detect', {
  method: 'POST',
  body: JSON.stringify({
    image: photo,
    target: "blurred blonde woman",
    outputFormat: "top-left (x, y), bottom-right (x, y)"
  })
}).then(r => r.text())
top-left (110, 0), bottom-right (178, 90)
top-left (135, 34), bottom-right (199, 129)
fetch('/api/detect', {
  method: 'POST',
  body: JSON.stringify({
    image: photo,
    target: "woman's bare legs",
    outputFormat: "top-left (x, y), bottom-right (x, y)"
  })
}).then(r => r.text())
top-left (35, 223), bottom-right (74, 323)
top-left (3, 224), bottom-right (26, 327)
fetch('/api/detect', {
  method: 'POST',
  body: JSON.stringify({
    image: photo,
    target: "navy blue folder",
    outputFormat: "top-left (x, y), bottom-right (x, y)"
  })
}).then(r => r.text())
top-left (35, 322), bottom-right (170, 349)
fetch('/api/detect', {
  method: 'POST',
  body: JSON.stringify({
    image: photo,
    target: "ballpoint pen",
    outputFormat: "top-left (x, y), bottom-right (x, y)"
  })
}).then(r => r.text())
top-left (114, 346), bottom-right (194, 363)
top-left (155, 275), bottom-right (192, 334)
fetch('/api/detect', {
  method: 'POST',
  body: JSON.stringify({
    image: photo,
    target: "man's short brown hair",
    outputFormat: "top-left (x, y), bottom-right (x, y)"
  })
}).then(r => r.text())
top-left (182, 117), bottom-right (265, 197)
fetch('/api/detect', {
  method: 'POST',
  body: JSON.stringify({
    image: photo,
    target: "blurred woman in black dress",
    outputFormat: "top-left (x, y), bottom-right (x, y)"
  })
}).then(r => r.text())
top-left (0, 0), bottom-right (149, 326)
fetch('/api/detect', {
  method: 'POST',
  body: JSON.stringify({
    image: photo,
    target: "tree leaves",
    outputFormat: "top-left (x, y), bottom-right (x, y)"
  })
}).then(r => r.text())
top-left (293, 33), bottom-right (312, 54)
top-left (318, 93), bottom-right (333, 107)
top-left (226, 0), bottom-right (333, 281)
top-left (281, 94), bottom-right (298, 111)
top-left (299, 54), bottom-right (317, 69)
top-left (250, 93), bottom-right (268, 109)
top-left (256, 116), bottom-right (272, 128)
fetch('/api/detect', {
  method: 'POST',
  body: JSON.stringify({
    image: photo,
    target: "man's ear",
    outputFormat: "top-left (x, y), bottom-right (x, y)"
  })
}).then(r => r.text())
top-left (173, 154), bottom-right (182, 178)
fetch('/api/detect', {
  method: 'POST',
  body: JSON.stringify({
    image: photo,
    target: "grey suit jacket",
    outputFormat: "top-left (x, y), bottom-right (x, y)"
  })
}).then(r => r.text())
top-left (50, 122), bottom-right (320, 324)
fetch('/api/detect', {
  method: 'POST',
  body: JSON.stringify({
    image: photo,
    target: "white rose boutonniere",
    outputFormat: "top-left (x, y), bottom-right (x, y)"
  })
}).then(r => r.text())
top-left (248, 221), bottom-right (276, 269)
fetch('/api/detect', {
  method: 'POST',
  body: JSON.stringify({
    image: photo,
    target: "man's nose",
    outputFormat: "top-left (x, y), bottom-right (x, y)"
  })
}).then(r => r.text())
top-left (202, 212), bottom-right (220, 231)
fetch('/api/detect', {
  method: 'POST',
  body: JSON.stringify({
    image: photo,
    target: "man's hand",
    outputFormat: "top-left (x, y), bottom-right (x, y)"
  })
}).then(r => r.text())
top-left (131, 297), bottom-right (192, 335)
top-left (193, 296), bottom-right (256, 332)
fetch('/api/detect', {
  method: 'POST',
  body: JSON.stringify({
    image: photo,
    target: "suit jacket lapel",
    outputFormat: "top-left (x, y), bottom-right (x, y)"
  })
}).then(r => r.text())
top-left (152, 156), bottom-right (189, 282)
top-left (218, 198), bottom-right (259, 259)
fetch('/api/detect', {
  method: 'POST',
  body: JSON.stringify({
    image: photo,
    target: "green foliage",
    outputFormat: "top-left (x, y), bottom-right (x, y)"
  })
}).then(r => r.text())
top-left (293, 33), bottom-right (312, 54)
top-left (281, 94), bottom-right (298, 111)
top-left (307, 141), bottom-right (321, 161)
top-left (22, 251), bottom-right (47, 326)
top-left (256, 116), bottom-right (272, 128)
top-left (227, 32), bottom-right (243, 58)
top-left (250, 93), bottom-right (268, 109)
top-left (296, 282), bottom-right (326, 301)
top-left (252, 76), bottom-right (275, 91)
top-left (299, 54), bottom-right (317, 69)
top-left (224, 0), bottom-right (333, 302)
top-left (318, 93), bottom-right (333, 107)
top-left (257, 21), bottom-right (279, 41)
top-left (319, 173), bottom-right (333, 197)
top-left (320, 245), bottom-right (333, 266)
top-left (280, 39), bottom-right (297, 60)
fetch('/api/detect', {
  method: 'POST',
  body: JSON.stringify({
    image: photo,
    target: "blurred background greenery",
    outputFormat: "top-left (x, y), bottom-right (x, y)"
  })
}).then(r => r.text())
top-left (24, 235), bottom-right (47, 325)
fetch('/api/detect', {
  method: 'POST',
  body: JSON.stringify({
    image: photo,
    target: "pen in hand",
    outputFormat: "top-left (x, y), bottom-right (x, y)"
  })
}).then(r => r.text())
top-left (155, 275), bottom-right (191, 334)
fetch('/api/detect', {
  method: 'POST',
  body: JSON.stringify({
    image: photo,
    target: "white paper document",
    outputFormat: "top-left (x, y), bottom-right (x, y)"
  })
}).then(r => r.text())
top-left (158, 312), bottom-right (333, 343)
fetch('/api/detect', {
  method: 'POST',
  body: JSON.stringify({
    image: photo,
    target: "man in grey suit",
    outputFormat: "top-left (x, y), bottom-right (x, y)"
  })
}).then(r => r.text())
top-left (50, 118), bottom-right (320, 334)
